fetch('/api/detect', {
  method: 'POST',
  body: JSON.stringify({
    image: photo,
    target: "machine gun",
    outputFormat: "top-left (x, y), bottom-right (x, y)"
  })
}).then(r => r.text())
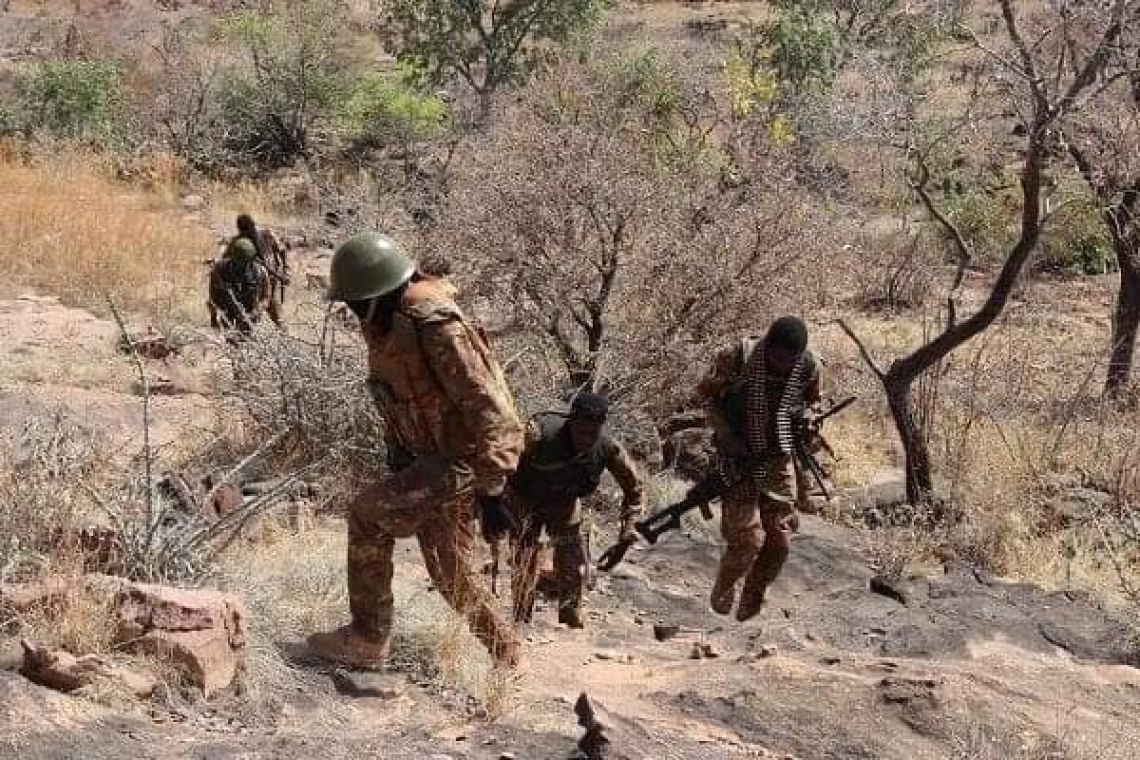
top-left (794, 395), bottom-right (857, 501)
top-left (596, 471), bottom-right (722, 571)
top-left (597, 396), bottom-right (857, 572)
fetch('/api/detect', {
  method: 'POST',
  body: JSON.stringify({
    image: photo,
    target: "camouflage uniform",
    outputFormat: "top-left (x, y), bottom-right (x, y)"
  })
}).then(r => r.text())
top-left (509, 414), bottom-right (645, 624)
top-left (697, 339), bottom-right (820, 619)
top-left (207, 246), bottom-right (280, 333)
top-left (244, 228), bottom-right (289, 300)
top-left (349, 278), bottom-right (523, 663)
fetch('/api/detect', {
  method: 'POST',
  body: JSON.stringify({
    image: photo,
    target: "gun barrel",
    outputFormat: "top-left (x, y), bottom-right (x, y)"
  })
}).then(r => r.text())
top-left (816, 395), bottom-right (857, 424)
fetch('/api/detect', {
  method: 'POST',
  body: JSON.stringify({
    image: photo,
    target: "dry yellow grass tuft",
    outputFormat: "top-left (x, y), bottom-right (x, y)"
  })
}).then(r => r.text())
top-left (0, 147), bottom-right (213, 322)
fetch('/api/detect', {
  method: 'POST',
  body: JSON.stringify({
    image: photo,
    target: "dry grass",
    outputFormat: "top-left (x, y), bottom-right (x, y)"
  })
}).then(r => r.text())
top-left (215, 521), bottom-right (517, 715)
top-left (0, 145), bottom-right (212, 323)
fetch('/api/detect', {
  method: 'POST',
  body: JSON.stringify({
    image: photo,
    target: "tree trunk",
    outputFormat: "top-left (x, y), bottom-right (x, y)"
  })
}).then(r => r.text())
top-left (1106, 245), bottom-right (1140, 396)
top-left (884, 370), bottom-right (935, 505)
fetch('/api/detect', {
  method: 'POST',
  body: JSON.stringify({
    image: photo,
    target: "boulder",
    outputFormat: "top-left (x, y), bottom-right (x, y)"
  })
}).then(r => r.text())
top-left (1, 576), bottom-right (244, 697)
top-left (113, 581), bottom-right (245, 697)
top-left (20, 640), bottom-right (157, 699)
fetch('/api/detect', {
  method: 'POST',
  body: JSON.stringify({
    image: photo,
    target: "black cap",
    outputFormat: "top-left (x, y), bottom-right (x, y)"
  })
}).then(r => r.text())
top-left (766, 316), bottom-right (809, 354)
top-left (571, 392), bottom-right (609, 423)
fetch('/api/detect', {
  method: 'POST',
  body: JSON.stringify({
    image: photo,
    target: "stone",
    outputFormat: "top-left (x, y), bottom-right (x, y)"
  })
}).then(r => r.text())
top-left (181, 194), bottom-right (205, 212)
top-left (120, 330), bottom-right (175, 361)
top-left (0, 639), bottom-right (22, 671)
top-left (758, 644), bottom-right (778, 659)
top-left (594, 650), bottom-right (621, 662)
top-left (20, 640), bottom-right (157, 699)
top-left (113, 581), bottom-right (244, 698)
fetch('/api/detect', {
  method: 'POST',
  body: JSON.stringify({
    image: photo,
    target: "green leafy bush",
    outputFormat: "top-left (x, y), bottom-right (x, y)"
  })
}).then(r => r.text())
top-left (339, 69), bottom-right (448, 149)
top-left (1039, 201), bottom-right (1116, 275)
top-left (16, 60), bottom-right (124, 143)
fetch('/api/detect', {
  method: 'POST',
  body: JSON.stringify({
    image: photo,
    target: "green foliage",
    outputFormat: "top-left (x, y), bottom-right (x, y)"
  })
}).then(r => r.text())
top-left (216, 3), bottom-right (348, 162)
top-left (16, 60), bottom-right (124, 143)
top-left (942, 189), bottom-right (1010, 260)
top-left (614, 47), bottom-right (681, 123)
top-left (339, 68), bottom-right (448, 148)
top-left (1040, 201), bottom-right (1117, 276)
top-left (381, 0), bottom-right (612, 107)
top-left (764, 1), bottom-right (840, 97)
top-left (882, 12), bottom-right (945, 83)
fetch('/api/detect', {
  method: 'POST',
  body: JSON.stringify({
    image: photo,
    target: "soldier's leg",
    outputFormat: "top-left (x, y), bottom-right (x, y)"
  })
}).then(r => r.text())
top-left (549, 519), bottom-right (586, 628)
top-left (308, 483), bottom-right (396, 668)
top-left (510, 511), bottom-right (543, 624)
top-left (418, 496), bottom-right (521, 667)
top-left (711, 482), bottom-right (762, 615)
top-left (265, 295), bottom-right (282, 326)
top-left (737, 457), bottom-right (797, 622)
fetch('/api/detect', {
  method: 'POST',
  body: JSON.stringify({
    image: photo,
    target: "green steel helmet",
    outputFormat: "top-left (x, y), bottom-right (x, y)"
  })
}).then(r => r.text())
top-left (327, 232), bottom-right (415, 302)
top-left (226, 237), bottom-right (258, 262)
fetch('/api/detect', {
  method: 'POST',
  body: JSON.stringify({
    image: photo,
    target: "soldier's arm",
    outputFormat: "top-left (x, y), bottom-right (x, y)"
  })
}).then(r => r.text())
top-left (696, 344), bottom-right (746, 453)
top-left (604, 439), bottom-right (645, 521)
top-left (420, 318), bottom-right (523, 496)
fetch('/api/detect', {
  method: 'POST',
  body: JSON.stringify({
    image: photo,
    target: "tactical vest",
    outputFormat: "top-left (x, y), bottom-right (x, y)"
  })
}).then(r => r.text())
top-left (512, 413), bottom-right (608, 503)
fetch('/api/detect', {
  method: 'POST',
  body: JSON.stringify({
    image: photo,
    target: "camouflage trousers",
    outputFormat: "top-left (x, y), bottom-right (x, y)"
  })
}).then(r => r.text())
top-left (510, 497), bottom-right (586, 623)
top-left (346, 482), bottom-right (518, 661)
top-left (711, 455), bottom-right (801, 615)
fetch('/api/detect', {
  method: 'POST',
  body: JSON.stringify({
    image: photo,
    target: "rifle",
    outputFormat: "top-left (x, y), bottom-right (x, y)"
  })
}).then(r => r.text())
top-left (596, 472), bottom-right (722, 571)
top-left (793, 395), bottom-right (857, 501)
top-left (596, 395), bottom-right (857, 572)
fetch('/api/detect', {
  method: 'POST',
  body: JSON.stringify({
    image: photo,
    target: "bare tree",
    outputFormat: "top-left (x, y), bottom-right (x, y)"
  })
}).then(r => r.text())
top-left (1063, 16), bottom-right (1140, 397)
top-left (842, 0), bottom-right (1136, 504)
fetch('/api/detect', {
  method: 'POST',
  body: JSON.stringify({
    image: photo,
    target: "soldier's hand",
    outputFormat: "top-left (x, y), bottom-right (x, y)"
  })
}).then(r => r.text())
top-left (478, 494), bottom-right (517, 543)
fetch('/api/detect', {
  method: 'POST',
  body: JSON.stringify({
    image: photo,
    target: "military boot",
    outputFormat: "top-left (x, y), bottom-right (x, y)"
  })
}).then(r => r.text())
top-left (709, 576), bottom-right (736, 616)
top-left (307, 625), bottom-right (390, 670)
top-left (558, 606), bottom-right (585, 629)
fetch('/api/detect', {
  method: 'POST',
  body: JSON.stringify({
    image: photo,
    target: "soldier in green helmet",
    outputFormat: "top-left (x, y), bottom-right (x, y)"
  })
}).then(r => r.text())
top-left (307, 232), bottom-right (525, 670)
top-left (207, 237), bottom-right (281, 334)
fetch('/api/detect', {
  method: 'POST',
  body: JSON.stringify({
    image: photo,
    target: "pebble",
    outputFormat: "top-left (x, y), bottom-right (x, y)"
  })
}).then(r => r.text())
top-left (759, 644), bottom-right (778, 658)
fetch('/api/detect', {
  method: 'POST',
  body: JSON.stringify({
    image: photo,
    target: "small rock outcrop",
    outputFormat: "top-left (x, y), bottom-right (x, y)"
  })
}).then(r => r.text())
top-left (20, 641), bottom-right (157, 699)
top-left (1, 575), bottom-right (245, 698)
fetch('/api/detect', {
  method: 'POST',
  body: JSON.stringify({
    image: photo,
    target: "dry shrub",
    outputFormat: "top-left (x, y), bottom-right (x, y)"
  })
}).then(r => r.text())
top-left (0, 414), bottom-right (106, 583)
top-left (218, 325), bottom-right (381, 491)
top-left (13, 585), bottom-right (118, 658)
top-left (0, 147), bottom-right (211, 321)
top-left (433, 50), bottom-right (844, 417)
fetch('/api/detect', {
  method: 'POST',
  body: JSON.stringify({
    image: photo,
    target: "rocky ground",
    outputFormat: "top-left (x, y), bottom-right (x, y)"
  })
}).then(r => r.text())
top-left (3, 508), bottom-right (1138, 760)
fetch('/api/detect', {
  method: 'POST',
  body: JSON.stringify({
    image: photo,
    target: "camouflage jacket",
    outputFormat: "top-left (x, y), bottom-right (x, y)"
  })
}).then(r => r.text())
top-left (208, 256), bottom-right (271, 317)
top-left (363, 279), bottom-right (523, 497)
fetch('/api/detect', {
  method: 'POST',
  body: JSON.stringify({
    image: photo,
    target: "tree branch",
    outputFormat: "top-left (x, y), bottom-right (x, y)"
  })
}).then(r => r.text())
top-left (837, 319), bottom-right (887, 381)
